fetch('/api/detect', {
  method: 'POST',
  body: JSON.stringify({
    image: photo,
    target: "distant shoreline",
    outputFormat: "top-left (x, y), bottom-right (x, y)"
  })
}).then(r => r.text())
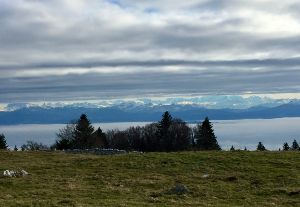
top-left (1, 116), bottom-right (300, 126)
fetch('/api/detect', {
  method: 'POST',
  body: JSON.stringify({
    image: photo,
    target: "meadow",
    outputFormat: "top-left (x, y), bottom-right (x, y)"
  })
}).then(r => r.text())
top-left (0, 151), bottom-right (299, 206)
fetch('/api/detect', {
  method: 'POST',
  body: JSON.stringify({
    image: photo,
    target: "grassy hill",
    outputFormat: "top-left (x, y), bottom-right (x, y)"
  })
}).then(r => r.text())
top-left (0, 151), bottom-right (299, 206)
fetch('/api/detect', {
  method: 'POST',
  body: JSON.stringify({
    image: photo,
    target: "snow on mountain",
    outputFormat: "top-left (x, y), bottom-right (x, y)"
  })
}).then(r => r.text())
top-left (3, 95), bottom-right (295, 112)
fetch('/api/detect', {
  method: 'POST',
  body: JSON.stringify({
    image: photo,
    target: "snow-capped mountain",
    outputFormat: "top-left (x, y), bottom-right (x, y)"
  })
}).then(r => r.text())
top-left (3, 95), bottom-right (291, 112)
top-left (0, 99), bottom-right (300, 125)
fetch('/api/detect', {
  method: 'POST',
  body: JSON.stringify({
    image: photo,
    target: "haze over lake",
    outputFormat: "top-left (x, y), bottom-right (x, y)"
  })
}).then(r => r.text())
top-left (1, 118), bottom-right (299, 150)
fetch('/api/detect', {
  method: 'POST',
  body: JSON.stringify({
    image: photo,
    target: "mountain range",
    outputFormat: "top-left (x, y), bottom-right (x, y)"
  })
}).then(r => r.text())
top-left (1, 101), bottom-right (300, 125)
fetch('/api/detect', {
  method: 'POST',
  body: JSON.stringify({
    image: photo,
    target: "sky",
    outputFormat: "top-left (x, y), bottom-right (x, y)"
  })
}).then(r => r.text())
top-left (1, 0), bottom-right (300, 109)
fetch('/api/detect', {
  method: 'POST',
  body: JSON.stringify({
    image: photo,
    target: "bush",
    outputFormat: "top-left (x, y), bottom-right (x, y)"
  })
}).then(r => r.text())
top-left (257, 142), bottom-right (266, 151)
top-left (21, 141), bottom-right (49, 151)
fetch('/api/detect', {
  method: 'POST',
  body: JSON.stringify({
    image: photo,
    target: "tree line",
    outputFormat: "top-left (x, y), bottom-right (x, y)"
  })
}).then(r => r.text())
top-left (0, 111), bottom-right (299, 152)
top-left (53, 112), bottom-right (221, 152)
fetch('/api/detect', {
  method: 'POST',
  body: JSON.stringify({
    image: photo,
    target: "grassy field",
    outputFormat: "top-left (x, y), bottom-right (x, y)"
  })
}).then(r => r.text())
top-left (0, 151), bottom-right (299, 207)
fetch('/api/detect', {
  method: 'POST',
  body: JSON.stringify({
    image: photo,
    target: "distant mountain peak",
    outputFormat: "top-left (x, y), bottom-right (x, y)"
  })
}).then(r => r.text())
top-left (4, 95), bottom-right (294, 112)
top-left (1, 101), bottom-right (300, 125)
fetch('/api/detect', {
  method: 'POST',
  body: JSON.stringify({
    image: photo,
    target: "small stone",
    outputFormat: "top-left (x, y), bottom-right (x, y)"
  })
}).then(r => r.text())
top-left (21, 170), bottom-right (28, 176)
top-left (168, 183), bottom-right (189, 195)
top-left (202, 174), bottom-right (209, 178)
top-left (3, 170), bottom-right (12, 177)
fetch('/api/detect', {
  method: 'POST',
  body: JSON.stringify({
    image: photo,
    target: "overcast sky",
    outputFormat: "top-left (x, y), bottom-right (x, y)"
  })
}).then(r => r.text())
top-left (1, 0), bottom-right (300, 105)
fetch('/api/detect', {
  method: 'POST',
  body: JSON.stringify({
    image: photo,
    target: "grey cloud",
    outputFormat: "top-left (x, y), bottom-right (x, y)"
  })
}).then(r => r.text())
top-left (0, 1), bottom-right (296, 59)
top-left (1, 68), bottom-right (300, 103)
top-left (194, 0), bottom-right (229, 12)
top-left (2, 57), bottom-right (300, 71)
top-left (1, 0), bottom-right (300, 103)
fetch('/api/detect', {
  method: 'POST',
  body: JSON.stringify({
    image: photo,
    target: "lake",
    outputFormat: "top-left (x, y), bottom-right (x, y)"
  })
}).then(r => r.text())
top-left (0, 118), bottom-right (299, 150)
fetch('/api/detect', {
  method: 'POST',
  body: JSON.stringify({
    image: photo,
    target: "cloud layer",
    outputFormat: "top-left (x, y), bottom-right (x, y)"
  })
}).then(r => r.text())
top-left (1, 0), bottom-right (300, 103)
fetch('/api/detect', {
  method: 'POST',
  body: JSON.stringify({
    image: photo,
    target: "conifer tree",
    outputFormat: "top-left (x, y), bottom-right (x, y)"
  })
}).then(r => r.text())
top-left (73, 114), bottom-right (94, 149)
top-left (283, 142), bottom-right (290, 151)
top-left (158, 111), bottom-right (173, 151)
top-left (14, 145), bottom-right (18, 151)
top-left (160, 111), bottom-right (172, 130)
top-left (257, 142), bottom-right (266, 151)
top-left (195, 117), bottom-right (221, 150)
top-left (0, 134), bottom-right (7, 149)
top-left (230, 145), bottom-right (235, 151)
top-left (93, 127), bottom-right (109, 148)
top-left (291, 140), bottom-right (299, 151)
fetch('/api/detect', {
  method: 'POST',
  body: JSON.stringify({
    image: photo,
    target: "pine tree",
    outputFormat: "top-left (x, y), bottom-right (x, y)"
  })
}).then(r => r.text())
top-left (0, 134), bottom-right (7, 149)
top-left (158, 111), bottom-right (173, 151)
top-left (244, 147), bottom-right (247, 151)
top-left (257, 142), bottom-right (266, 151)
top-left (283, 142), bottom-right (290, 151)
top-left (195, 117), bottom-right (221, 150)
top-left (160, 111), bottom-right (172, 130)
top-left (93, 127), bottom-right (109, 148)
top-left (291, 140), bottom-right (299, 151)
top-left (14, 145), bottom-right (18, 151)
top-left (73, 114), bottom-right (94, 149)
top-left (230, 145), bottom-right (235, 151)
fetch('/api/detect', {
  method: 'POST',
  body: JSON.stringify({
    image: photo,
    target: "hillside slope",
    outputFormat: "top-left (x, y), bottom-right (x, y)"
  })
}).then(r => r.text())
top-left (0, 151), bottom-right (299, 206)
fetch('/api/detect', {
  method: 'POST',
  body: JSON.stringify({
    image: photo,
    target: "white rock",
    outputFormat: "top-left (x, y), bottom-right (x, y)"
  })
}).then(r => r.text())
top-left (3, 169), bottom-right (29, 177)
top-left (21, 170), bottom-right (28, 176)
top-left (202, 174), bottom-right (209, 178)
top-left (3, 170), bottom-right (10, 177)
top-left (3, 170), bottom-right (13, 177)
